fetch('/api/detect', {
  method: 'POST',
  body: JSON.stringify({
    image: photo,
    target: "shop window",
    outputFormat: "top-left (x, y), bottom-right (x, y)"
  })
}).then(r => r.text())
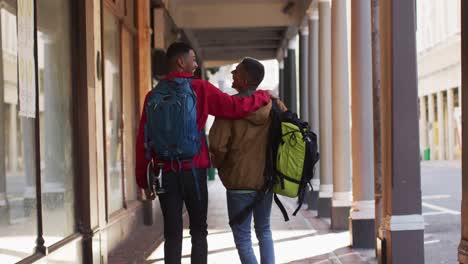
top-left (104, 10), bottom-right (124, 214)
top-left (37, 0), bottom-right (75, 246)
top-left (122, 27), bottom-right (138, 202)
top-left (0, 6), bottom-right (38, 262)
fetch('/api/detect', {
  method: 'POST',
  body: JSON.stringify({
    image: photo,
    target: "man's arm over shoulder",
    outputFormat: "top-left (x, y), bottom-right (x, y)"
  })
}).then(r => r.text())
top-left (195, 80), bottom-right (270, 119)
top-left (208, 118), bottom-right (232, 169)
top-left (135, 92), bottom-right (152, 189)
top-left (272, 97), bottom-right (288, 112)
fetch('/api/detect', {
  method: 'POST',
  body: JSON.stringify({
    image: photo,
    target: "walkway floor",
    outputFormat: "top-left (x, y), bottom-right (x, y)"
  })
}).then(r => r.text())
top-left (111, 178), bottom-right (376, 264)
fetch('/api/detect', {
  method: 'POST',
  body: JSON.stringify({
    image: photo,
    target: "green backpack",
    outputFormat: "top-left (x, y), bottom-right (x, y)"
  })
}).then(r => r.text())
top-left (273, 122), bottom-right (309, 197)
top-left (267, 102), bottom-right (319, 220)
top-left (229, 100), bottom-right (319, 226)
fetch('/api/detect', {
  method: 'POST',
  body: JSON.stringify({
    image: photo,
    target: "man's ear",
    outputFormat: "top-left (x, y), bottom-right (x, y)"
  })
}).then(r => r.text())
top-left (176, 56), bottom-right (185, 69)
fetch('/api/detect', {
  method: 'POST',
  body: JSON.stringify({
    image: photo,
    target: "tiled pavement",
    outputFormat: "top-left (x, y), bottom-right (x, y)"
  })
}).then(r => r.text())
top-left (110, 178), bottom-right (376, 264)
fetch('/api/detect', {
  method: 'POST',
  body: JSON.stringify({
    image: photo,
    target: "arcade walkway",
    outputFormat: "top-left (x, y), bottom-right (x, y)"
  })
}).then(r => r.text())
top-left (109, 178), bottom-right (376, 264)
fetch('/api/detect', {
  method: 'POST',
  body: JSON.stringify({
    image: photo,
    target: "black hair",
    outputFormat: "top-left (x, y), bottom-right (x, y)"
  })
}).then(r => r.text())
top-left (166, 42), bottom-right (193, 61)
top-left (241, 57), bottom-right (265, 86)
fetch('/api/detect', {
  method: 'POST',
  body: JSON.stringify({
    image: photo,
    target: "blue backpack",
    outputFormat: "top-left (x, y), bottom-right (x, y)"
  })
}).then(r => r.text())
top-left (144, 77), bottom-right (203, 196)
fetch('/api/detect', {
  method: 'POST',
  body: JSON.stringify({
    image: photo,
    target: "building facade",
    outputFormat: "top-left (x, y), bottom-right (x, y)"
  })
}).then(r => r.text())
top-left (417, 0), bottom-right (461, 160)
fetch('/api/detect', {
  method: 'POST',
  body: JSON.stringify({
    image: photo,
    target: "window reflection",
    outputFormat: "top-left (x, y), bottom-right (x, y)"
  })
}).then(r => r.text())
top-left (122, 28), bottom-right (138, 202)
top-left (0, 6), bottom-right (38, 261)
top-left (37, 0), bottom-right (75, 246)
top-left (104, 10), bottom-right (124, 214)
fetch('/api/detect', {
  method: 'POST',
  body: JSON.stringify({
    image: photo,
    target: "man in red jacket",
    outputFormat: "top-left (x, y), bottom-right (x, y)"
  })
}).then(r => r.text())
top-left (135, 42), bottom-right (271, 264)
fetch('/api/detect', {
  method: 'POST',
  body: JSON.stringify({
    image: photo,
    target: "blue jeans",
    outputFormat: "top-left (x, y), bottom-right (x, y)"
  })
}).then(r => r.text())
top-left (227, 191), bottom-right (275, 264)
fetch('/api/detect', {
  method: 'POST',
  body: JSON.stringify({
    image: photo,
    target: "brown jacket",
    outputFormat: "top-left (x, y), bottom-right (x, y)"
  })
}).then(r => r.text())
top-left (209, 97), bottom-right (287, 190)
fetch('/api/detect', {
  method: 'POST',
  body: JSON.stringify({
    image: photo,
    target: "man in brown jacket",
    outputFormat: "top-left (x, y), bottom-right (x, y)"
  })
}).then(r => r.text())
top-left (209, 58), bottom-right (286, 264)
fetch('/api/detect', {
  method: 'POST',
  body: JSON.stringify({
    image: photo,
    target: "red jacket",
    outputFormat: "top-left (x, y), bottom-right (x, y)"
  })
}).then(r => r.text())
top-left (135, 72), bottom-right (271, 189)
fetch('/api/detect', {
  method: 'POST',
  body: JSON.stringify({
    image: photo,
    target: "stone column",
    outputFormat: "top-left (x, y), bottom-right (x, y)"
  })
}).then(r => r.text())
top-left (428, 94), bottom-right (435, 160)
top-left (371, 0), bottom-right (383, 255)
top-left (43, 41), bottom-right (66, 188)
top-left (437, 91), bottom-right (446, 160)
top-left (308, 11), bottom-right (320, 210)
top-left (447, 88), bottom-right (455, 160)
top-left (278, 59), bottom-right (284, 100)
top-left (350, 0), bottom-right (375, 248)
top-left (21, 117), bottom-right (37, 198)
top-left (318, 0), bottom-right (333, 218)
top-left (283, 49), bottom-right (290, 105)
top-left (286, 37), bottom-right (298, 113)
top-left (330, 0), bottom-right (351, 230)
top-left (9, 105), bottom-right (18, 173)
top-left (459, 3), bottom-right (468, 262)
top-left (420, 96), bottom-right (428, 159)
top-left (299, 26), bottom-right (309, 121)
top-left (379, 0), bottom-right (424, 262)
top-left (0, 14), bottom-right (5, 207)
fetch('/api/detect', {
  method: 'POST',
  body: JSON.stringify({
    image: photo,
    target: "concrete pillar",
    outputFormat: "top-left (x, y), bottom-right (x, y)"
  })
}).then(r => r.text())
top-left (349, 0), bottom-right (375, 248)
top-left (447, 88), bottom-right (455, 160)
top-left (308, 11), bottom-right (320, 210)
top-left (330, 0), bottom-right (351, 230)
top-left (0, 14), bottom-right (5, 207)
top-left (419, 96), bottom-right (428, 158)
top-left (437, 91), bottom-right (446, 160)
top-left (283, 49), bottom-right (290, 106)
top-left (428, 94), bottom-right (435, 159)
top-left (317, 0), bottom-right (333, 218)
top-left (9, 105), bottom-right (18, 173)
top-left (379, 0), bottom-right (424, 262)
top-left (299, 26), bottom-right (309, 121)
top-left (21, 117), bottom-right (37, 197)
top-left (286, 38), bottom-right (298, 113)
top-left (278, 59), bottom-right (284, 100)
top-left (371, 0), bottom-right (383, 256)
top-left (43, 41), bottom-right (66, 186)
top-left (458, 4), bottom-right (468, 262)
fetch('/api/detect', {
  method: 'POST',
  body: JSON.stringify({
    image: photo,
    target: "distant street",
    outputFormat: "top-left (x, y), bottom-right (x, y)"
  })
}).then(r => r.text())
top-left (421, 161), bottom-right (461, 264)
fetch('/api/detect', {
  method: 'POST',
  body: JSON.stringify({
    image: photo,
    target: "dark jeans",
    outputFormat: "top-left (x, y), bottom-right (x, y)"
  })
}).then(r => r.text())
top-left (158, 169), bottom-right (208, 264)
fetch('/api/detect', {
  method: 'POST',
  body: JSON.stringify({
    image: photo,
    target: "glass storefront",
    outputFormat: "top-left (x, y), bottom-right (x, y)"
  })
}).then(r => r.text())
top-left (37, 0), bottom-right (75, 246)
top-left (0, 0), bottom-right (141, 261)
top-left (0, 5), bottom-right (38, 262)
top-left (103, 9), bottom-right (124, 214)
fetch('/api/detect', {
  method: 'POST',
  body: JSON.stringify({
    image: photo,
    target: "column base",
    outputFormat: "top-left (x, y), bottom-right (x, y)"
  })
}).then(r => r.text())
top-left (387, 229), bottom-right (424, 264)
top-left (331, 206), bottom-right (350, 230)
top-left (317, 197), bottom-right (331, 218)
top-left (382, 214), bottom-right (425, 264)
top-left (350, 218), bottom-right (375, 248)
top-left (458, 238), bottom-right (468, 263)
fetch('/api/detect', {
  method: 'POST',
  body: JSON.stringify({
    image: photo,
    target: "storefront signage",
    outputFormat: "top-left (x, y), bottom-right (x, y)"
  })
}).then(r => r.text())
top-left (17, 0), bottom-right (36, 118)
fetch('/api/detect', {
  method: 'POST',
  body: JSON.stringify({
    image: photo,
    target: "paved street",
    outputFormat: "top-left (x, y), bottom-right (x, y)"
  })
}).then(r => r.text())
top-left (421, 161), bottom-right (461, 264)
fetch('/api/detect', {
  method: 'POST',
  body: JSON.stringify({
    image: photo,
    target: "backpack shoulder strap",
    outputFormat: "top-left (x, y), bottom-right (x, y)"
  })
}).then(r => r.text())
top-left (274, 193), bottom-right (289, 221)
